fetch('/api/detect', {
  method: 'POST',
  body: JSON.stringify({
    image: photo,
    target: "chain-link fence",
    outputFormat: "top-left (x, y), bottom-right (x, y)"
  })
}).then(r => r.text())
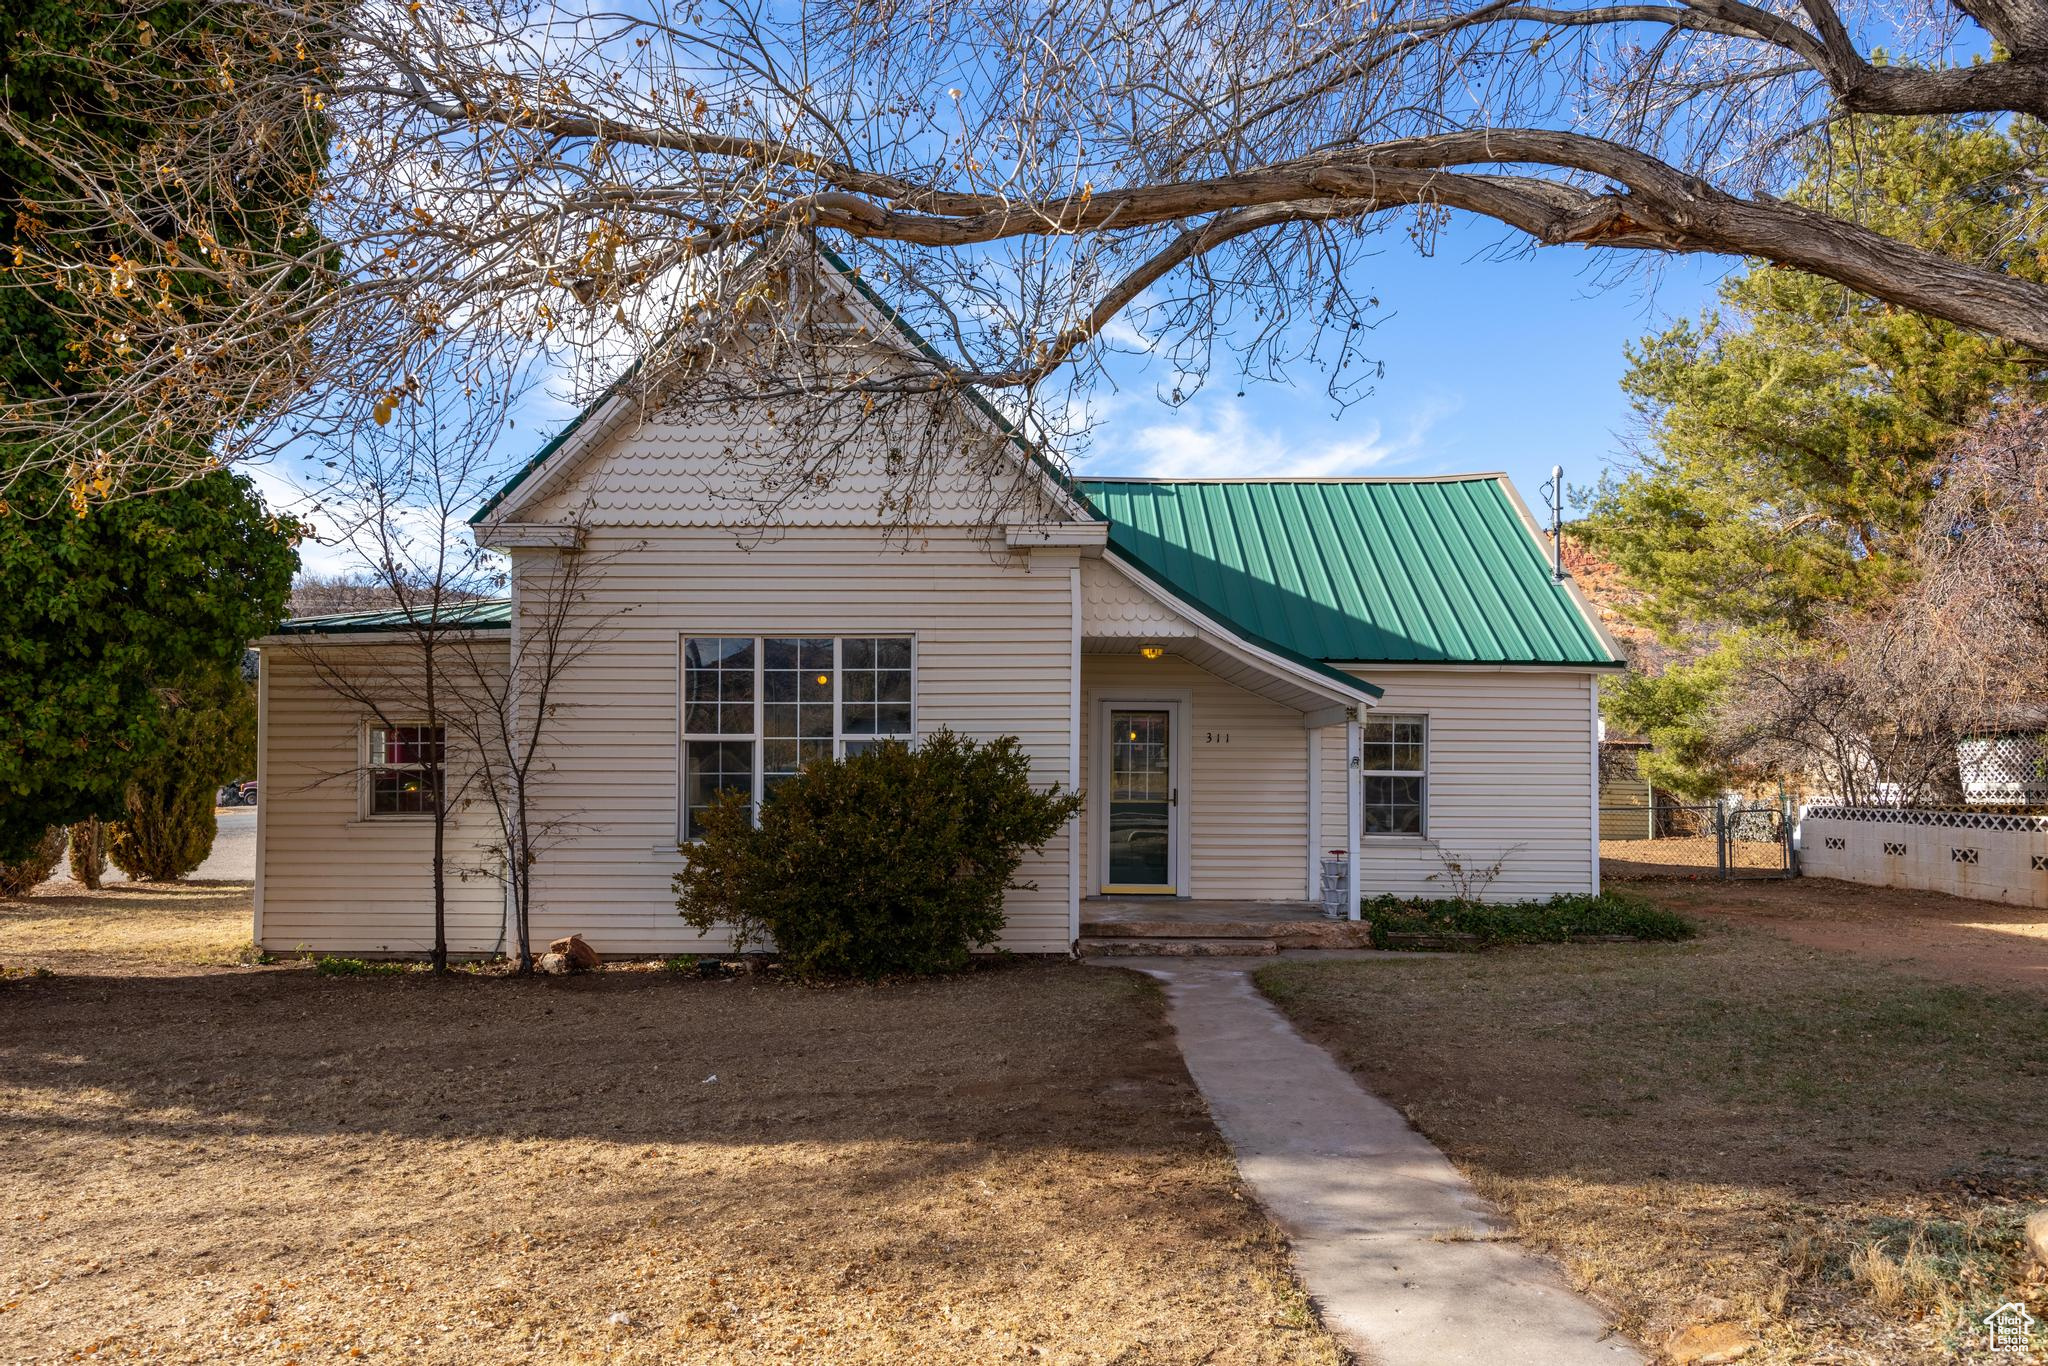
top-left (1600, 801), bottom-right (1792, 880)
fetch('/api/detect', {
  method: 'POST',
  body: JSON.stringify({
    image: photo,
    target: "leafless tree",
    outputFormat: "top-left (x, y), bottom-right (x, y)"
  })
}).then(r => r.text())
top-left (1714, 614), bottom-right (1988, 805)
top-left (1710, 406), bottom-right (2048, 805)
top-left (282, 391), bottom-right (502, 970)
top-left (1915, 403), bottom-right (2048, 701)
top-left (444, 532), bottom-right (630, 972)
top-left (9, 0), bottom-right (2048, 508)
top-left (289, 574), bottom-right (403, 618)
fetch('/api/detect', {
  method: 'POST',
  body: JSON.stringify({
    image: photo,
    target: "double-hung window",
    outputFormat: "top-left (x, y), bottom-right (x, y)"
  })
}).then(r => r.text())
top-left (1360, 712), bottom-right (1426, 835)
top-left (682, 635), bottom-right (914, 837)
top-left (366, 723), bottom-right (445, 816)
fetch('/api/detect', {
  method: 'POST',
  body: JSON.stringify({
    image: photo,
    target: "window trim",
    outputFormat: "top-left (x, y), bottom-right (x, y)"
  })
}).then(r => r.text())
top-left (1359, 710), bottom-right (1428, 838)
top-left (678, 633), bottom-right (918, 841)
top-left (361, 720), bottom-right (448, 821)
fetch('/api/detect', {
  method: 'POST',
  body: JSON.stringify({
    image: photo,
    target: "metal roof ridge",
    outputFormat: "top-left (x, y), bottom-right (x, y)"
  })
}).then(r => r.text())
top-left (1077, 472), bottom-right (1510, 485)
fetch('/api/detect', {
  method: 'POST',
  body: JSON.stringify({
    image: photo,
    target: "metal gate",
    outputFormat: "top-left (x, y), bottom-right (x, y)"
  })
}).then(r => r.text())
top-left (1599, 799), bottom-right (1794, 880)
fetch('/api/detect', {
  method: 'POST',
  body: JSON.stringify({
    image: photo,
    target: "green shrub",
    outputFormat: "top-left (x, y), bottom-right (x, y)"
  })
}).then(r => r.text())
top-left (108, 774), bottom-right (217, 882)
top-left (675, 729), bottom-right (1083, 978)
top-left (311, 954), bottom-right (416, 977)
top-left (68, 818), bottom-right (106, 890)
top-left (107, 666), bottom-right (250, 882)
top-left (1364, 889), bottom-right (1694, 950)
top-left (0, 826), bottom-right (67, 897)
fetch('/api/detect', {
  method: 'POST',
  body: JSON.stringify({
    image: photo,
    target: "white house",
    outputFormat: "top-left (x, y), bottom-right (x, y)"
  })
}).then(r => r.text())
top-left (253, 272), bottom-right (1622, 958)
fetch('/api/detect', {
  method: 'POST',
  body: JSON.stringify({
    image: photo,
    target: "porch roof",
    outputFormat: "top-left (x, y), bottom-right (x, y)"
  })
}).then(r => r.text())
top-left (269, 599), bottom-right (512, 636)
top-left (1078, 476), bottom-right (1621, 668)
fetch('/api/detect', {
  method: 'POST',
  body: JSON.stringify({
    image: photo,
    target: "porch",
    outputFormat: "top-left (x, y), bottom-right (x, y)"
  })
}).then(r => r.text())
top-left (1076, 896), bottom-right (1376, 956)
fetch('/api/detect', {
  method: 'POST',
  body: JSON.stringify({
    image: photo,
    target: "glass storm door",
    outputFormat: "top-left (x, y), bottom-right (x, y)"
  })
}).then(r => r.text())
top-left (1105, 707), bottom-right (1176, 893)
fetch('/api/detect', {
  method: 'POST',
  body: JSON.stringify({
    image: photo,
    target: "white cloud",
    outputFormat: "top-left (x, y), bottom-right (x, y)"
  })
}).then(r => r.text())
top-left (1093, 399), bottom-right (1438, 480)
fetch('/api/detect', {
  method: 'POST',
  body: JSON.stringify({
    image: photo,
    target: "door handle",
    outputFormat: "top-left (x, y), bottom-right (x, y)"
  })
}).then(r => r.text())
top-left (1170, 788), bottom-right (1179, 807)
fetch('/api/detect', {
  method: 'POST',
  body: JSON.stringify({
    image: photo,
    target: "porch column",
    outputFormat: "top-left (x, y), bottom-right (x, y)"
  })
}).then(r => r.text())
top-left (1345, 715), bottom-right (1362, 921)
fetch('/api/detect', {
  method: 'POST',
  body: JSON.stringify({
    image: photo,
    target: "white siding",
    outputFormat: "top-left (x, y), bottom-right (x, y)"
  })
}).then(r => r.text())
top-left (1082, 654), bottom-right (1313, 902)
top-left (256, 645), bottom-right (509, 954)
top-left (517, 526), bottom-right (1080, 955)
top-left (520, 410), bottom-right (1069, 529)
top-left (1080, 556), bottom-right (1195, 640)
top-left (1316, 668), bottom-right (1598, 901)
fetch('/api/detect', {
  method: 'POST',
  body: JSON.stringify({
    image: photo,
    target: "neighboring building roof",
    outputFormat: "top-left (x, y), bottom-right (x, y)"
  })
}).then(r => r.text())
top-left (270, 599), bottom-right (512, 636)
top-left (1078, 476), bottom-right (1621, 668)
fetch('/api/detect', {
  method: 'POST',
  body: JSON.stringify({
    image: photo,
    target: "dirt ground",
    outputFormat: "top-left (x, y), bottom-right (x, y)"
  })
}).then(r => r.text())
top-left (1258, 926), bottom-right (2048, 1365)
top-left (1, 884), bottom-right (1342, 1366)
top-left (1599, 836), bottom-right (1789, 879)
top-left (0, 876), bottom-right (259, 975)
top-left (1616, 874), bottom-right (2048, 995)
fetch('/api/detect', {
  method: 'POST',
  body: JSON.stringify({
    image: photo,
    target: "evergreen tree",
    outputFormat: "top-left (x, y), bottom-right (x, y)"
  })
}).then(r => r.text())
top-left (0, 1), bottom-right (314, 857)
top-left (107, 666), bottom-right (254, 881)
top-left (1578, 115), bottom-right (2048, 788)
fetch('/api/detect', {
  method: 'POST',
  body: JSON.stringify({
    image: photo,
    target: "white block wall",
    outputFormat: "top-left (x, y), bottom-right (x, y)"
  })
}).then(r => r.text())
top-left (1799, 809), bottom-right (2048, 908)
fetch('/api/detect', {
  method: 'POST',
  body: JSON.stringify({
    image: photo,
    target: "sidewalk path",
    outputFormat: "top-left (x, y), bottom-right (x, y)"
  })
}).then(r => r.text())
top-left (1099, 957), bottom-right (1643, 1366)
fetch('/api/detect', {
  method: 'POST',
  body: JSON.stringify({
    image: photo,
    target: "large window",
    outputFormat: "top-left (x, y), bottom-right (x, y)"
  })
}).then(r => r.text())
top-left (366, 724), bottom-right (445, 816)
top-left (1360, 712), bottom-right (1426, 835)
top-left (683, 635), bottom-right (914, 837)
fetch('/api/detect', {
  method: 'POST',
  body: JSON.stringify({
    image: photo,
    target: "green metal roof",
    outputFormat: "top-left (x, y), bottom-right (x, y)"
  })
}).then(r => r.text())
top-left (1078, 477), bottom-right (1618, 668)
top-left (272, 599), bottom-right (511, 636)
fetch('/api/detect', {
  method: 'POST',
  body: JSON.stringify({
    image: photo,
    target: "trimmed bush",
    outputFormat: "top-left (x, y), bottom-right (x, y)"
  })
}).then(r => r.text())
top-left (108, 778), bottom-right (217, 882)
top-left (675, 729), bottom-right (1083, 978)
top-left (107, 666), bottom-right (251, 882)
top-left (0, 826), bottom-right (67, 897)
top-left (1364, 889), bottom-right (1695, 950)
top-left (68, 819), bottom-right (106, 890)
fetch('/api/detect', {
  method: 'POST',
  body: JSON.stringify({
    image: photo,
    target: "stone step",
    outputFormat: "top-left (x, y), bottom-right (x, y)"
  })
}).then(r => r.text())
top-left (1081, 918), bottom-right (1293, 940)
top-left (1081, 919), bottom-right (1376, 951)
top-left (1077, 937), bottom-right (1282, 958)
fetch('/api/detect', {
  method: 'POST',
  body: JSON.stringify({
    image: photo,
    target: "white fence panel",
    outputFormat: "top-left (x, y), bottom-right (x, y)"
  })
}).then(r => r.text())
top-left (1799, 806), bottom-right (2048, 908)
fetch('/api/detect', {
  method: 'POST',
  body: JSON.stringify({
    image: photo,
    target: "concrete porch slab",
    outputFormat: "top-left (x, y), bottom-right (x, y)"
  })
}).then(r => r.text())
top-left (1080, 898), bottom-right (1372, 951)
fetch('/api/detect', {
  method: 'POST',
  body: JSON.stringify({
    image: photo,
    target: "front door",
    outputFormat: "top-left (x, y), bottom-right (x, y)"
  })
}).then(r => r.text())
top-left (1104, 706), bottom-right (1177, 893)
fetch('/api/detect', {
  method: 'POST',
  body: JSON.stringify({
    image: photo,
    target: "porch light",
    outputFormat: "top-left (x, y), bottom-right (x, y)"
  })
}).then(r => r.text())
top-left (1139, 645), bottom-right (1165, 660)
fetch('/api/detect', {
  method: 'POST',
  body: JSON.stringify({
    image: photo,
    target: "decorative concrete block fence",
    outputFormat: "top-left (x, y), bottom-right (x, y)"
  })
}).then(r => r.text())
top-left (1799, 806), bottom-right (2048, 909)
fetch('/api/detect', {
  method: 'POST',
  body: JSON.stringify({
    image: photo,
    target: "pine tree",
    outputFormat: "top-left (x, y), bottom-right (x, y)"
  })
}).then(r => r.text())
top-left (105, 668), bottom-right (253, 882)
top-left (67, 819), bottom-right (105, 890)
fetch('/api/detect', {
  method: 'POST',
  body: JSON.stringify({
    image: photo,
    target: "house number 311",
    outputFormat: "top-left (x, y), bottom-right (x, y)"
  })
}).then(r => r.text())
top-left (1204, 731), bottom-right (1231, 744)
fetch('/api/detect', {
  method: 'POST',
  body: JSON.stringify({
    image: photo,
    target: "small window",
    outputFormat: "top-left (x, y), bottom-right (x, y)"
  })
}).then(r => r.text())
top-left (367, 724), bottom-right (445, 816)
top-left (1360, 712), bottom-right (1425, 835)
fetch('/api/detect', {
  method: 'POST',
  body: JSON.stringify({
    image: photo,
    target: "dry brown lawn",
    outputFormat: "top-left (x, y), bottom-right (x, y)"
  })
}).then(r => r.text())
top-left (1257, 921), bottom-right (2048, 1365)
top-left (0, 883), bottom-right (1342, 1366)
top-left (1623, 875), bottom-right (2048, 996)
top-left (0, 876), bottom-right (259, 975)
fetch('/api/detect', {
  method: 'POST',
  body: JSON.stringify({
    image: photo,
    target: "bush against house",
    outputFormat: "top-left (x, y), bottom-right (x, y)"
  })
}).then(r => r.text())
top-left (675, 730), bottom-right (1082, 977)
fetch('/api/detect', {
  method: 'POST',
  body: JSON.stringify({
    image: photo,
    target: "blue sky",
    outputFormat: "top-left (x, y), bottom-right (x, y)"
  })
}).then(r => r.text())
top-left (278, 225), bottom-right (1737, 576)
top-left (1072, 223), bottom-right (1733, 506)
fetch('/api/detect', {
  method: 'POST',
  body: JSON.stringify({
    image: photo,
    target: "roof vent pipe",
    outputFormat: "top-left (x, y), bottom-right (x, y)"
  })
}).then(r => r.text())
top-left (1545, 464), bottom-right (1566, 583)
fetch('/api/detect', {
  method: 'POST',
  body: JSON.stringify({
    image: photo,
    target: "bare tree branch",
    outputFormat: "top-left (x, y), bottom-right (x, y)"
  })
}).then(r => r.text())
top-left (9, 0), bottom-right (2048, 511)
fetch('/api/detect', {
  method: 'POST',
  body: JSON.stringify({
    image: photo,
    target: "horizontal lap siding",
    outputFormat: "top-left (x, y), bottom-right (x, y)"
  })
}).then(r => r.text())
top-left (1317, 669), bottom-right (1597, 900)
top-left (258, 648), bottom-right (509, 954)
top-left (521, 527), bottom-right (1078, 955)
top-left (1082, 655), bottom-right (1311, 901)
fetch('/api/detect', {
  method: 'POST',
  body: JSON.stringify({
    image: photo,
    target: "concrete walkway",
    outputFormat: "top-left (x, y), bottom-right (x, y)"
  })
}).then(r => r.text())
top-left (1100, 956), bottom-right (1643, 1366)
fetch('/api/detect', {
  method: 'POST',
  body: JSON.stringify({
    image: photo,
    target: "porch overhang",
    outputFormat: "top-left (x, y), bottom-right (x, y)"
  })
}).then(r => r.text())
top-left (1085, 549), bottom-right (1379, 715)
